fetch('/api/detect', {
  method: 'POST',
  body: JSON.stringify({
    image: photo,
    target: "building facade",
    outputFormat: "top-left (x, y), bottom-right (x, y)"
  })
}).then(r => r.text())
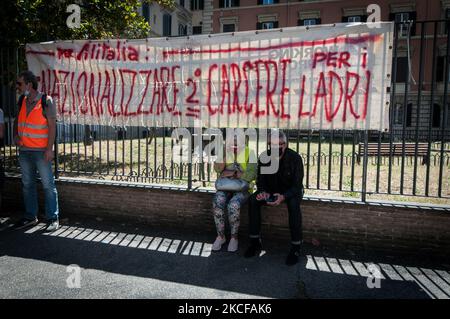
top-left (140, 1), bottom-right (193, 37)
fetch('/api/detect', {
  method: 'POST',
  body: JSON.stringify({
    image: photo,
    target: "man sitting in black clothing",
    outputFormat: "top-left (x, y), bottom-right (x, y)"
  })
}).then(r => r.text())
top-left (244, 129), bottom-right (304, 266)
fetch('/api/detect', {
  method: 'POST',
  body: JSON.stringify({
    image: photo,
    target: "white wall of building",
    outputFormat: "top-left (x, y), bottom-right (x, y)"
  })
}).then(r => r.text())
top-left (139, 1), bottom-right (193, 37)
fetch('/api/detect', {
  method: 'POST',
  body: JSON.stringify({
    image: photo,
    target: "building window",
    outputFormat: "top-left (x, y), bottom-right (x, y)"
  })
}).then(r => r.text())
top-left (390, 12), bottom-right (416, 37)
top-left (180, 0), bottom-right (185, 7)
top-left (396, 12), bottom-right (410, 37)
top-left (221, 17), bottom-right (238, 32)
top-left (395, 56), bottom-right (408, 83)
top-left (393, 103), bottom-right (403, 124)
top-left (298, 18), bottom-right (321, 26)
top-left (257, 21), bottom-right (278, 30)
top-left (163, 14), bottom-right (172, 37)
top-left (259, 0), bottom-right (278, 4)
top-left (432, 104), bottom-right (441, 128)
top-left (142, 3), bottom-right (150, 23)
top-left (193, 26), bottom-right (202, 34)
top-left (304, 19), bottom-right (317, 26)
top-left (190, 0), bottom-right (204, 10)
top-left (178, 24), bottom-right (187, 36)
top-left (223, 24), bottom-right (235, 33)
top-left (393, 103), bottom-right (413, 126)
top-left (220, 0), bottom-right (239, 8)
top-left (394, 103), bottom-right (404, 125)
top-left (437, 56), bottom-right (446, 82)
top-left (393, 103), bottom-right (413, 127)
top-left (343, 15), bottom-right (367, 23)
top-left (447, 104), bottom-right (450, 129)
top-left (347, 16), bottom-right (361, 22)
top-left (406, 103), bottom-right (413, 127)
top-left (445, 8), bottom-right (450, 34)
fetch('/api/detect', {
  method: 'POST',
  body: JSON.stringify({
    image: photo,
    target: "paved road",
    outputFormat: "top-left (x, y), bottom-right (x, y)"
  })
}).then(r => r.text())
top-left (0, 214), bottom-right (449, 299)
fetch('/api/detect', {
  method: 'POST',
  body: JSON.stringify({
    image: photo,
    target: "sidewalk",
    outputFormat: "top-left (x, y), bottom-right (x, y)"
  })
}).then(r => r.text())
top-left (0, 213), bottom-right (449, 299)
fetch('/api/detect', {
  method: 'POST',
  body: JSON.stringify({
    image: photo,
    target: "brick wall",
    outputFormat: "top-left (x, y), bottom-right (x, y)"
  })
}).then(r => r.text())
top-left (2, 177), bottom-right (450, 257)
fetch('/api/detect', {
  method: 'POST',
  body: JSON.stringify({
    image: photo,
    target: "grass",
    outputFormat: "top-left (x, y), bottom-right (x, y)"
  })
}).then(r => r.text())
top-left (3, 138), bottom-right (449, 205)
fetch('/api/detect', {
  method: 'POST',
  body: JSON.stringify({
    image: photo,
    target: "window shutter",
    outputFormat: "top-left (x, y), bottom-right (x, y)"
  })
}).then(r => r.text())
top-left (163, 14), bottom-right (172, 36)
top-left (395, 57), bottom-right (408, 83)
top-left (432, 104), bottom-right (442, 128)
top-left (406, 103), bottom-right (413, 127)
top-left (437, 56), bottom-right (445, 82)
top-left (142, 3), bottom-right (150, 22)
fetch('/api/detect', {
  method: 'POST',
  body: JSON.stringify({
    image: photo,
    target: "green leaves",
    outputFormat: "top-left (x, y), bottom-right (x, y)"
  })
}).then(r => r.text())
top-left (1, 0), bottom-right (175, 46)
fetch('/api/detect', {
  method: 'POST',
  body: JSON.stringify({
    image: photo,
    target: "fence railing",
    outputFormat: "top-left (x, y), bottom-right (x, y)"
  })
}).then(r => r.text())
top-left (1, 20), bottom-right (449, 203)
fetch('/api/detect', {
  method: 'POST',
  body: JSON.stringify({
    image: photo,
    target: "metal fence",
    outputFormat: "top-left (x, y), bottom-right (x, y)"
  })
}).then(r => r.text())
top-left (1, 20), bottom-right (449, 203)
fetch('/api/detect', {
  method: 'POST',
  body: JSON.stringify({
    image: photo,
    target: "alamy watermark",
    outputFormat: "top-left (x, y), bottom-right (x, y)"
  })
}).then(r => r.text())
top-left (171, 128), bottom-right (288, 175)
top-left (367, 4), bottom-right (382, 29)
top-left (66, 264), bottom-right (81, 288)
top-left (366, 263), bottom-right (382, 289)
top-left (66, 4), bottom-right (81, 29)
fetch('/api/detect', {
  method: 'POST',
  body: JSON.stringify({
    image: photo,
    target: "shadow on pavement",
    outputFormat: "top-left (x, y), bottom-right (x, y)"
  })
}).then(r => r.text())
top-left (0, 215), bottom-right (448, 299)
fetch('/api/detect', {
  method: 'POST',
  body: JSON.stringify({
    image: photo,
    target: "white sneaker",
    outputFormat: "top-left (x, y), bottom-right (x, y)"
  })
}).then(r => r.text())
top-left (212, 236), bottom-right (226, 251)
top-left (45, 220), bottom-right (59, 232)
top-left (227, 238), bottom-right (239, 252)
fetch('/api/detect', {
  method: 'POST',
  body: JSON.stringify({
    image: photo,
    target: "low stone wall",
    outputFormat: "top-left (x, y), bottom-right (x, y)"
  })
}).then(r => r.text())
top-left (3, 176), bottom-right (450, 257)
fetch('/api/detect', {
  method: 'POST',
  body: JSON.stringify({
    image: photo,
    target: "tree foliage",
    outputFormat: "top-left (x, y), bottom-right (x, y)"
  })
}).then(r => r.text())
top-left (1, 0), bottom-right (175, 46)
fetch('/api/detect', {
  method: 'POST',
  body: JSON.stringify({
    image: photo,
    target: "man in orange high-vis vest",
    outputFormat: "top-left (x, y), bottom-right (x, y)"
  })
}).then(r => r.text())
top-left (12, 71), bottom-right (59, 232)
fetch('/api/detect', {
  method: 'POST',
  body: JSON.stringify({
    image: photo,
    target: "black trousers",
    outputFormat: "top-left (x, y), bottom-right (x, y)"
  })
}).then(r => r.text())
top-left (248, 192), bottom-right (303, 244)
top-left (0, 159), bottom-right (4, 189)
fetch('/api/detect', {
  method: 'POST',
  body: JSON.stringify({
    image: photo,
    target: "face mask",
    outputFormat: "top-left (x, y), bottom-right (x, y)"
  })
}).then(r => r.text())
top-left (24, 90), bottom-right (30, 97)
top-left (270, 146), bottom-right (283, 157)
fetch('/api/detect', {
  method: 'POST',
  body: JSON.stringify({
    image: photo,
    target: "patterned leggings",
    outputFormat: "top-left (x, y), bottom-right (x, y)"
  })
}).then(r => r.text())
top-left (213, 191), bottom-right (249, 237)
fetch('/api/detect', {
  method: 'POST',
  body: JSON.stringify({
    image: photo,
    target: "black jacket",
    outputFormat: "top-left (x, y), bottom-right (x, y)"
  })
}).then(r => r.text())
top-left (256, 148), bottom-right (304, 200)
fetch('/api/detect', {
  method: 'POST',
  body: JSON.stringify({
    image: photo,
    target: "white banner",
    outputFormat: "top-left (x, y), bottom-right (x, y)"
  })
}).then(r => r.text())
top-left (26, 22), bottom-right (393, 130)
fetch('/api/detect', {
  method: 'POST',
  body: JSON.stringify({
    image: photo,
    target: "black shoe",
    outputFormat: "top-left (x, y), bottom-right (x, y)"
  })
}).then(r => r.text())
top-left (286, 245), bottom-right (301, 266)
top-left (244, 239), bottom-right (262, 258)
top-left (12, 217), bottom-right (38, 230)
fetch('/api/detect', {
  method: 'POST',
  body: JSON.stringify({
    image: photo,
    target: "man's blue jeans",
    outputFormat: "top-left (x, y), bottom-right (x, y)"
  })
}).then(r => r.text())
top-left (19, 150), bottom-right (59, 221)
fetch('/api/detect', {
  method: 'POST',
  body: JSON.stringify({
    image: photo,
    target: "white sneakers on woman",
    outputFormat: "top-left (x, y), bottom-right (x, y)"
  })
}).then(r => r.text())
top-left (212, 236), bottom-right (239, 252)
top-left (227, 238), bottom-right (239, 252)
top-left (212, 236), bottom-right (226, 251)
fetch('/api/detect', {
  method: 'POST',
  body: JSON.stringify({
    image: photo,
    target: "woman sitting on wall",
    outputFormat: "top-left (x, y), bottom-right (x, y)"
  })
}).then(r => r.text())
top-left (212, 135), bottom-right (257, 252)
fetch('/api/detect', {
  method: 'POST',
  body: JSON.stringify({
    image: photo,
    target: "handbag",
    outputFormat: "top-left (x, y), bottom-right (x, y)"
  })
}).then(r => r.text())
top-left (215, 177), bottom-right (249, 192)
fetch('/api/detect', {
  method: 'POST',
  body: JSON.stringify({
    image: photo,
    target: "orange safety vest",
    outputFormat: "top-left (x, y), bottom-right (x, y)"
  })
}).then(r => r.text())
top-left (17, 96), bottom-right (49, 149)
